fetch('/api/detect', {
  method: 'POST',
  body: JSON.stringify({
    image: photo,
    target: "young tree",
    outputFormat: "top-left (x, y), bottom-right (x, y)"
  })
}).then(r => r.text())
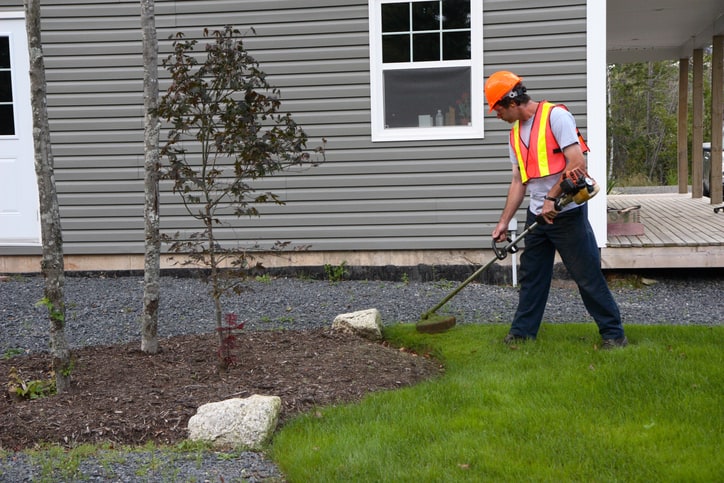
top-left (24, 0), bottom-right (71, 392)
top-left (140, 0), bottom-right (161, 354)
top-left (156, 26), bottom-right (323, 369)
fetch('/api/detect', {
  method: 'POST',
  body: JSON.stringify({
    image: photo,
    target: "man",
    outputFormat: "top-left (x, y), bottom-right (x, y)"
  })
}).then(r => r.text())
top-left (485, 71), bottom-right (627, 349)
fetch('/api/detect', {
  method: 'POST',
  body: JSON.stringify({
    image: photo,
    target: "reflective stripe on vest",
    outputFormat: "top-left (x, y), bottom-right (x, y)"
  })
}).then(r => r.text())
top-left (510, 102), bottom-right (568, 184)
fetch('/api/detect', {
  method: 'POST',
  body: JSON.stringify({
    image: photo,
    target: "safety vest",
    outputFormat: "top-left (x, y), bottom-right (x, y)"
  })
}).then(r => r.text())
top-left (510, 102), bottom-right (589, 184)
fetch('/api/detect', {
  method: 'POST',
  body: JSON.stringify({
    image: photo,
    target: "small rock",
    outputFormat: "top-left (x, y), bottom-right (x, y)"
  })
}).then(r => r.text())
top-left (332, 308), bottom-right (383, 340)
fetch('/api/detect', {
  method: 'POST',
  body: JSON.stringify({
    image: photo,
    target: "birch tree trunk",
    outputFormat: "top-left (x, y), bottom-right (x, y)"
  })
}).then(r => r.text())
top-left (140, 0), bottom-right (161, 353)
top-left (24, 0), bottom-right (71, 393)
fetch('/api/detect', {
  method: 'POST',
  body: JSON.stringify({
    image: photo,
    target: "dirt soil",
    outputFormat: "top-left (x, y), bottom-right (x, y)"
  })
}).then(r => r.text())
top-left (0, 329), bottom-right (442, 451)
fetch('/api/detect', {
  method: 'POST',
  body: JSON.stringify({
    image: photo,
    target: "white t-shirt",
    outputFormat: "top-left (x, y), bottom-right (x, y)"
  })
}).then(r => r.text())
top-left (508, 105), bottom-right (581, 214)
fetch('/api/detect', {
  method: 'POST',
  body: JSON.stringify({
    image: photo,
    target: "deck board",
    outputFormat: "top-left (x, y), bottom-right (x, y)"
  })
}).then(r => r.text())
top-left (606, 194), bottom-right (724, 247)
top-left (602, 193), bottom-right (724, 269)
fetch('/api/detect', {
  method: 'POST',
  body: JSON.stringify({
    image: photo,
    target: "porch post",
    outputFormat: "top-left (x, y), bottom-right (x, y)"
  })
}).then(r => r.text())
top-left (691, 49), bottom-right (704, 199)
top-left (710, 35), bottom-right (723, 205)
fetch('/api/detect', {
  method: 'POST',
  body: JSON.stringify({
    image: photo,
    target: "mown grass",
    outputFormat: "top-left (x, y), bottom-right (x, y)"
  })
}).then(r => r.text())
top-left (271, 324), bottom-right (723, 482)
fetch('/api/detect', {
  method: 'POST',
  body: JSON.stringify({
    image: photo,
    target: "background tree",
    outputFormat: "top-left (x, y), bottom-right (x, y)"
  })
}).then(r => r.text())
top-left (24, 0), bottom-right (71, 392)
top-left (607, 53), bottom-right (713, 187)
top-left (140, 0), bottom-right (161, 354)
top-left (156, 26), bottom-right (324, 369)
top-left (607, 61), bottom-right (680, 186)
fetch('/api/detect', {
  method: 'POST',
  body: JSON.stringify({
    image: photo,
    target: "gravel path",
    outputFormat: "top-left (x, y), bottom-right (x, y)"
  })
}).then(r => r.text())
top-left (1, 271), bottom-right (722, 481)
top-left (1, 272), bottom-right (720, 355)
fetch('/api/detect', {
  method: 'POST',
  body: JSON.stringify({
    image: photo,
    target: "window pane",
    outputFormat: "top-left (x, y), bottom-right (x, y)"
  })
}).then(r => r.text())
top-left (0, 71), bottom-right (12, 103)
top-left (0, 105), bottom-right (14, 135)
top-left (384, 66), bottom-right (471, 128)
top-left (382, 1), bottom-right (472, 63)
top-left (0, 37), bottom-right (9, 69)
top-left (383, 35), bottom-right (410, 63)
top-left (382, 3), bottom-right (409, 33)
top-left (442, 31), bottom-right (470, 60)
top-left (0, 36), bottom-right (13, 135)
top-left (412, 1), bottom-right (439, 31)
top-left (443, 0), bottom-right (470, 29)
top-left (413, 33), bottom-right (439, 61)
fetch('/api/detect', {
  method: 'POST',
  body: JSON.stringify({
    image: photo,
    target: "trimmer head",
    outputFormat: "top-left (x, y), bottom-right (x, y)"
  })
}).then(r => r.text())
top-left (415, 314), bottom-right (456, 334)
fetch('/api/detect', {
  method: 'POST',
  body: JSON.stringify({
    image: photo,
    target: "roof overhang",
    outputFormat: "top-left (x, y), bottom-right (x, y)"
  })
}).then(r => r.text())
top-left (607, 0), bottom-right (724, 63)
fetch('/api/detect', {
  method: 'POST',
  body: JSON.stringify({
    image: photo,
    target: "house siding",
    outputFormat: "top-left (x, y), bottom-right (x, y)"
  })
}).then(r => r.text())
top-left (2, 0), bottom-right (589, 257)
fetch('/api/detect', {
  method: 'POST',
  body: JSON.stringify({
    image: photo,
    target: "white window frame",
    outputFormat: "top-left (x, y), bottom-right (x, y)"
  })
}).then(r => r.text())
top-left (368, 0), bottom-right (483, 142)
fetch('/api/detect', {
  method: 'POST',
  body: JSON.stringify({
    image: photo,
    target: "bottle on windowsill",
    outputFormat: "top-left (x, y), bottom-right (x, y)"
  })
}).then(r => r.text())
top-left (435, 109), bottom-right (443, 126)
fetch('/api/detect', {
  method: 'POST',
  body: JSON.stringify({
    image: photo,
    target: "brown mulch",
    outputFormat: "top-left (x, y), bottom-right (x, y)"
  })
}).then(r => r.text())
top-left (0, 328), bottom-right (442, 451)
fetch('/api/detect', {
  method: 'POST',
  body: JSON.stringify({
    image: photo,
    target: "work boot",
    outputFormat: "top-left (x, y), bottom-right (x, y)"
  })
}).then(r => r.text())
top-left (600, 336), bottom-right (628, 350)
top-left (503, 333), bottom-right (528, 345)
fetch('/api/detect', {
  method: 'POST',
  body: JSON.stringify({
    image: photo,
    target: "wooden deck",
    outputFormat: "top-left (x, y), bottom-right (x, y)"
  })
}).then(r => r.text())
top-left (601, 193), bottom-right (724, 269)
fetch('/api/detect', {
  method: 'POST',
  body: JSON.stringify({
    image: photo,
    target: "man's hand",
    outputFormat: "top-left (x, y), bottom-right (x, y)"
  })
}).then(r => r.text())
top-left (540, 199), bottom-right (558, 224)
top-left (492, 221), bottom-right (510, 243)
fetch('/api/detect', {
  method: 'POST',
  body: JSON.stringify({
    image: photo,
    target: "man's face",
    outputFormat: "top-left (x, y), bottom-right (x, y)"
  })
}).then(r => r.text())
top-left (493, 103), bottom-right (517, 123)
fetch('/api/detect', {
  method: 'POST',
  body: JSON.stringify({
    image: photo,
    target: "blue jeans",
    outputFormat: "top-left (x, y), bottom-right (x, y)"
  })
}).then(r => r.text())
top-left (509, 205), bottom-right (625, 340)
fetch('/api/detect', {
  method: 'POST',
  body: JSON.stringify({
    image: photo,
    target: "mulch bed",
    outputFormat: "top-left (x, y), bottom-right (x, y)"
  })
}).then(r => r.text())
top-left (1, 328), bottom-right (442, 451)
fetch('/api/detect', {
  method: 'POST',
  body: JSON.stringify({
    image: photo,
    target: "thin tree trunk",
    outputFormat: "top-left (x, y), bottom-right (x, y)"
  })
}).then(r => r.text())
top-left (141, 0), bottom-right (161, 353)
top-left (206, 213), bottom-right (223, 341)
top-left (607, 67), bottom-right (615, 183)
top-left (205, 209), bottom-right (225, 364)
top-left (24, 0), bottom-right (71, 393)
top-left (645, 62), bottom-right (654, 178)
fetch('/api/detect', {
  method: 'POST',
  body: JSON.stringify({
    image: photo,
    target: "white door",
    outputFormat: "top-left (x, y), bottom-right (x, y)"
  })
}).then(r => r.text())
top-left (0, 14), bottom-right (40, 246)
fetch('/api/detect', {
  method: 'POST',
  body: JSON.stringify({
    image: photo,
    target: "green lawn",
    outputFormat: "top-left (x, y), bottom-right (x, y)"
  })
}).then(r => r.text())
top-left (271, 324), bottom-right (723, 482)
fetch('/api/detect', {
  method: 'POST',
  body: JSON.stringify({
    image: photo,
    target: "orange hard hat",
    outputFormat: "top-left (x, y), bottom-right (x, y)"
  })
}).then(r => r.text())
top-left (485, 71), bottom-right (522, 112)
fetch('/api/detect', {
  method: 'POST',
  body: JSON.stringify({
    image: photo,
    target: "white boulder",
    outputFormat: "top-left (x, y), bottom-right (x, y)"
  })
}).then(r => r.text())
top-left (332, 308), bottom-right (383, 340)
top-left (187, 394), bottom-right (281, 449)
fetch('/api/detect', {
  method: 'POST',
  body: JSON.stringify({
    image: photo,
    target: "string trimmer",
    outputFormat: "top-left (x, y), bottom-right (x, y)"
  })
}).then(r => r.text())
top-left (416, 168), bottom-right (600, 333)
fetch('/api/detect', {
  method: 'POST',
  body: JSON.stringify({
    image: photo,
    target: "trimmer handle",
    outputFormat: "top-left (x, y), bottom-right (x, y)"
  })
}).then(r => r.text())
top-left (492, 235), bottom-right (519, 260)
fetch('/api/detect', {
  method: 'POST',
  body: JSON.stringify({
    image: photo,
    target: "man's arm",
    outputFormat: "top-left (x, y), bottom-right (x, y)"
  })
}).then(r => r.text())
top-left (542, 143), bottom-right (587, 200)
top-left (492, 166), bottom-right (526, 242)
top-left (539, 142), bottom-right (588, 223)
top-left (540, 107), bottom-right (588, 216)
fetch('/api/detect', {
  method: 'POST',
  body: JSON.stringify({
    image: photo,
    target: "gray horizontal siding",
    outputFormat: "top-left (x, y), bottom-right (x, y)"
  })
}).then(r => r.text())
top-left (6, 0), bottom-right (589, 256)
